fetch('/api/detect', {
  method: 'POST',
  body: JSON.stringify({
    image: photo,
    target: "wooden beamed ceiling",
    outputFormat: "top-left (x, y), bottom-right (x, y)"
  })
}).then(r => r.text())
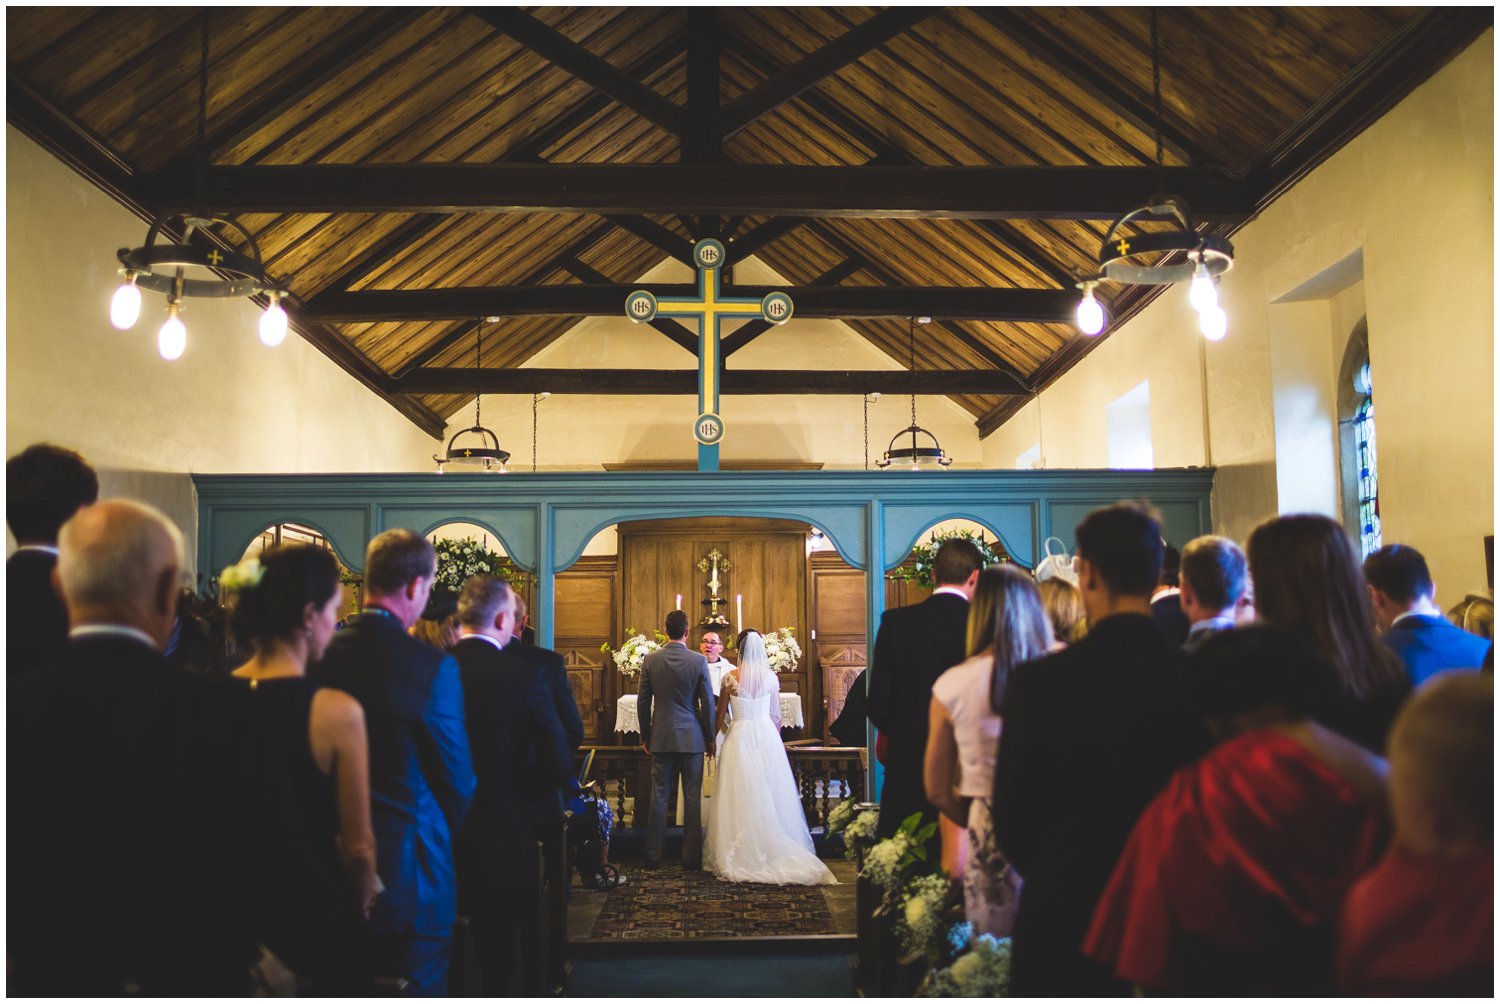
top-left (7, 6), bottom-right (1490, 437)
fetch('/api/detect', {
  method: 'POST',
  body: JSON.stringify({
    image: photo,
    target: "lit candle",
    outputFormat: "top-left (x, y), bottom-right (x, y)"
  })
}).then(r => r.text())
top-left (736, 593), bottom-right (743, 627)
top-left (675, 593), bottom-right (682, 610)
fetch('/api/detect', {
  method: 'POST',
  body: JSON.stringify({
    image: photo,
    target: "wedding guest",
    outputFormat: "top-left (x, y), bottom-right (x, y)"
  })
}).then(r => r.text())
top-left (1248, 514), bottom-right (1411, 752)
top-left (312, 529), bottom-right (475, 997)
top-left (925, 565), bottom-right (1050, 936)
top-left (8, 500), bottom-right (257, 994)
top-left (450, 575), bottom-right (572, 995)
top-left (993, 502), bottom-right (1209, 996)
top-left (1364, 543), bottom-right (1492, 684)
top-left (1085, 627), bottom-right (1388, 994)
top-left (224, 545), bottom-right (378, 993)
top-left (6, 443), bottom-right (98, 673)
top-left (1150, 542), bottom-right (1190, 645)
top-left (411, 587), bottom-right (461, 650)
top-left (1338, 671), bottom-right (1493, 995)
top-left (868, 537), bottom-right (982, 843)
top-left (1179, 535), bottom-right (1247, 651)
top-left (1446, 591), bottom-right (1494, 641)
top-left (1036, 577), bottom-right (1086, 649)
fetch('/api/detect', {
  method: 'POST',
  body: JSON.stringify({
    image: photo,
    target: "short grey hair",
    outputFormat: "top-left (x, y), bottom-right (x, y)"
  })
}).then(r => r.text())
top-left (57, 499), bottom-right (184, 609)
top-left (457, 574), bottom-right (513, 628)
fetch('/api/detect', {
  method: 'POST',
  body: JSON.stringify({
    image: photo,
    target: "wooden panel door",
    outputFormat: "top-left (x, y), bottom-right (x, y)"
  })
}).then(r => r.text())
top-left (810, 550), bottom-right (869, 737)
top-left (553, 556), bottom-right (617, 742)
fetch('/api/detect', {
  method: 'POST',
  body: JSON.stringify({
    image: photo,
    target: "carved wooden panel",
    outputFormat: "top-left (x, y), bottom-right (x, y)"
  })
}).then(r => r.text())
top-left (809, 550), bottom-right (871, 737)
top-left (554, 555), bottom-right (617, 742)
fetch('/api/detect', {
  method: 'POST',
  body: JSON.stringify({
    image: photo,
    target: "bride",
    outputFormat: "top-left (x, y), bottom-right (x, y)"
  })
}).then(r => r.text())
top-left (704, 631), bottom-right (836, 886)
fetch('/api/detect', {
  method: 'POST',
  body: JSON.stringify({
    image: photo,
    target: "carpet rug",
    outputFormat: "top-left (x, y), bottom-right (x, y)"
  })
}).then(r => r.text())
top-left (588, 862), bottom-right (839, 940)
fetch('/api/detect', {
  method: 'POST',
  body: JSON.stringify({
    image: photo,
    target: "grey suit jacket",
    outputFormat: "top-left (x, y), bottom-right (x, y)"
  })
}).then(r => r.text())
top-left (637, 641), bottom-right (715, 753)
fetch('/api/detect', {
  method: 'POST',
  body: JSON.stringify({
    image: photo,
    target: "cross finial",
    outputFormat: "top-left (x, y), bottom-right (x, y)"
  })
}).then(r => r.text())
top-left (206, 249), bottom-right (223, 266)
top-left (1115, 238), bottom-right (1131, 256)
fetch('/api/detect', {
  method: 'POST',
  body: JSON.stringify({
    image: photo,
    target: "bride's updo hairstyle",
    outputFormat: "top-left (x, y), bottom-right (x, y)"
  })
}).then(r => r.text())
top-left (227, 544), bottom-right (340, 650)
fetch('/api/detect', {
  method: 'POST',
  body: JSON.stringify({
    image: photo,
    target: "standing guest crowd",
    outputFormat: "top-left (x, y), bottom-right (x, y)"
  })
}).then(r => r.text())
top-left (869, 503), bottom-right (1492, 997)
top-left (7, 439), bottom-right (1492, 997)
top-left (7, 444), bottom-right (583, 996)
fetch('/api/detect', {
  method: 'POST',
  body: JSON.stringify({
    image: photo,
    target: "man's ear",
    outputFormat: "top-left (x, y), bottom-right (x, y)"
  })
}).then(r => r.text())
top-left (965, 569), bottom-right (980, 592)
top-left (156, 566), bottom-right (179, 621)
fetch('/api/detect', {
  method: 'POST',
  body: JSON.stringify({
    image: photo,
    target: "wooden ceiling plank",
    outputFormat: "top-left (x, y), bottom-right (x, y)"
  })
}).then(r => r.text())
top-left (563, 256), bottom-right (699, 354)
top-left (720, 256), bottom-right (862, 358)
top-left (8, 8), bottom-right (102, 68)
top-left (718, 7), bottom-right (933, 140)
top-left (468, 7), bottom-right (687, 137)
top-left (391, 368), bottom-right (1028, 396)
top-left (603, 214), bottom-right (696, 262)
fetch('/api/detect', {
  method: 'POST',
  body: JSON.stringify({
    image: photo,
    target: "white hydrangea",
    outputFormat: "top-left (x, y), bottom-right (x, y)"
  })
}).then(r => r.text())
top-left (763, 626), bottom-right (803, 672)
top-left (610, 631), bottom-right (661, 679)
top-left (859, 831), bottom-right (913, 891)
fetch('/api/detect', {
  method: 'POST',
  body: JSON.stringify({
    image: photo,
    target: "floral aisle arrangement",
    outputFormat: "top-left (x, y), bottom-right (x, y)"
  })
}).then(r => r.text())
top-left (827, 800), bottom-right (880, 863)
top-left (919, 934), bottom-right (1013, 997)
top-left (860, 811), bottom-right (938, 903)
top-left (762, 626), bottom-right (803, 673)
top-left (431, 536), bottom-right (530, 594)
top-left (897, 873), bottom-right (962, 964)
top-left (601, 628), bottom-right (668, 679)
top-left (888, 529), bottom-right (1007, 590)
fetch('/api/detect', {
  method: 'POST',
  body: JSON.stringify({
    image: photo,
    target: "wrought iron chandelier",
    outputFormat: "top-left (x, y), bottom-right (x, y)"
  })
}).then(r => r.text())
top-left (434, 318), bottom-right (510, 473)
top-left (877, 316), bottom-right (952, 470)
top-left (1073, 9), bottom-right (1234, 342)
top-left (107, 13), bottom-right (285, 358)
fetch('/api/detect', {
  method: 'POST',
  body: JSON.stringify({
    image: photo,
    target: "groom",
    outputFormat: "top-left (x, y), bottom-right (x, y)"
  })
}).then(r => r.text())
top-left (638, 609), bottom-right (717, 869)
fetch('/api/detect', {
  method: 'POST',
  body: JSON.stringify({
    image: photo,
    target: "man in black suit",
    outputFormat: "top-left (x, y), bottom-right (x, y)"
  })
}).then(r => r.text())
top-left (1365, 543), bottom-right (1493, 685)
top-left (1180, 535), bottom-right (1248, 651)
top-left (867, 537), bottom-right (983, 839)
top-left (505, 590), bottom-right (583, 990)
top-left (313, 529), bottom-right (476, 997)
top-left (8, 500), bottom-right (257, 994)
top-left (1150, 542), bottom-right (1191, 645)
top-left (450, 575), bottom-right (572, 996)
top-left (994, 502), bottom-right (1210, 996)
top-left (6, 443), bottom-right (98, 674)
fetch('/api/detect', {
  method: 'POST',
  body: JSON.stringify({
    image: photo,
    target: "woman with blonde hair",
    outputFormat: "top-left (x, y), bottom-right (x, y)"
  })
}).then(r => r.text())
top-left (1037, 577), bottom-right (1087, 649)
top-left (1246, 514), bottom-right (1411, 751)
top-left (924, 565), bottom-right (1052, 936)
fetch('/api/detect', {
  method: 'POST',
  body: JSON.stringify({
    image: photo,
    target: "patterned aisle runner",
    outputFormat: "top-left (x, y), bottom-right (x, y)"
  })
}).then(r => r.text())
top-left (588, 862), bottom-right (840, 940)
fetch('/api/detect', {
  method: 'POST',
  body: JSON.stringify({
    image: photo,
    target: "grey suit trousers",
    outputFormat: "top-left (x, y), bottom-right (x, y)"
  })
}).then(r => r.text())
top-left (647, 752), bottom-right (704, 868)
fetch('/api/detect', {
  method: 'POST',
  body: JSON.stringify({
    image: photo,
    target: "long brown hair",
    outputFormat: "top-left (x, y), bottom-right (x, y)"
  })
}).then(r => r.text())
top-left (1247, 514), bottom-right (1407, 699)
top-left (965, 565), bottom-right (1052, 713)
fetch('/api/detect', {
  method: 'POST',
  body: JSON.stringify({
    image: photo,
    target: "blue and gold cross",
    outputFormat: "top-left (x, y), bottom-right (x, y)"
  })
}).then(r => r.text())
top-left (625, 239), bottom-right (793, 472)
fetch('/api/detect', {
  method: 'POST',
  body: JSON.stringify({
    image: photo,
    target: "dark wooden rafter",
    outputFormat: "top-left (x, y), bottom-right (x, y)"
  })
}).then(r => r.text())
top-left (4, 72), bottom-right (446, 437)
top-left (304, 283), bottom-right (1079, 324)
top-left (148, 162), bottom-right (1255, 219)
top-left (603, 214), bottom-right (695, 261)
top-left (717, 8), bottom-right (934, 140)
top-left (468, 7), bottom-right (687, 137)
top-left (562, 258), bottom-right (699, 355)
top-left (683, 9), bottom-right (722, 163)
top-left (726, 216), bottom-right (806, 261)
top-left (973, 8), bottom-right (1213, 168)
top-left (720, 257), bottom-right (863, 358)
top-left (390, 368), bottom-right (1029, 396)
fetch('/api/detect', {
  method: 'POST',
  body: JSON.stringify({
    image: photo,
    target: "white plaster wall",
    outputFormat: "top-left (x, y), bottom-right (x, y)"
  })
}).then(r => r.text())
top-left (454, 256), bottom-right (984, 471)
top-left (6, 127), bottom-right (438, 565)
top-left (983, 31), bottom-right (1494, 602)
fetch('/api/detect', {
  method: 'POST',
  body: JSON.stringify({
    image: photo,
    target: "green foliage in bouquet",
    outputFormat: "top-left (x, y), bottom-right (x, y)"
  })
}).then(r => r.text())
top-left (432, 536), bottom-right (532, 594)
top-left (888, 529), bottom-right (1007, 589)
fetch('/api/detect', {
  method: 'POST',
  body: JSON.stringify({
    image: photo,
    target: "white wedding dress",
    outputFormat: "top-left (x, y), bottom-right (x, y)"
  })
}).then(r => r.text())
top-left (703, 633), bottom-right (836, 886)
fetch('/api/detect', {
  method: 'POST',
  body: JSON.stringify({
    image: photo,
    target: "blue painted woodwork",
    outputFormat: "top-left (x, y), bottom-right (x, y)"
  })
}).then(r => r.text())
top-left (194, 467), bottom-right (1214, 800)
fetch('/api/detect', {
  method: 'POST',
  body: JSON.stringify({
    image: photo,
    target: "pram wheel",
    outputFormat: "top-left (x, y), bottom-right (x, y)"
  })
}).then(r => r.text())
top-left (593, 863), bottom-right (621, 891)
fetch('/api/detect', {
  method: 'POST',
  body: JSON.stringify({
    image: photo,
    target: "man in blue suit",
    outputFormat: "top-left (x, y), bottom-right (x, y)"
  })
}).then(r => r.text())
top-left (1365, 544), bottom-right (1492, 687)
top-left (313, 529), bottom-right (476, 996)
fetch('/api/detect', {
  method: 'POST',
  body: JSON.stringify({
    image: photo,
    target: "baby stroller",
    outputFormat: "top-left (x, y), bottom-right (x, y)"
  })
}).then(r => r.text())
top-left (566, 751), bottom-right (623, 891)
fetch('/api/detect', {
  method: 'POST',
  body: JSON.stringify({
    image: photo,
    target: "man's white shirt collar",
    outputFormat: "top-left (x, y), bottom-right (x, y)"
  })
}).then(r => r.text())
top-left (1392, 610), bottom-right (1436, 627)
top-left (1188, 615), bottom-right (1237, 636)
top-left (459, 631), bottom-right (507, 650)
top-left (15, 544), bottom-right (59, 556)
top-left (69, 624), bottom-right (158, 650)
top-left (932, 585), bottom-right (969, 600)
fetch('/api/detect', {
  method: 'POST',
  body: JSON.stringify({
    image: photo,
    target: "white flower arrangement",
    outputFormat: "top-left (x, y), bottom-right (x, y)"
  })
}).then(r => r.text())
top-left (839, 806), bottom-right (881, 863)
top-left (919, 934), bottom-right (1012, 998)
top-left (219, 558), bottom-right (265, 592)
top-left (827, 798), bottom-right (858, 833)
top-left (859, 829), bottom-right (914, 893)
top-left (601, 628), bottom-right (667, 679)
top-left (432, 536), bottom-right (504, 594)
top-left (897, 872), bottom-right (960, 964)
top-left (762, 626), bottom-right (802, 673)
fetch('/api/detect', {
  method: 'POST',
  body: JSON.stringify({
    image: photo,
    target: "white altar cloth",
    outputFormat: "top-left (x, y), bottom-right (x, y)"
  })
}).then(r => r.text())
top-left (614, 690), bottom-right (805, 733)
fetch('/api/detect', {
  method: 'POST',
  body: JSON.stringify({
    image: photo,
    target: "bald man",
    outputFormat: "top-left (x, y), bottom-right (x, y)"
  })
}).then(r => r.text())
top-left (8, 500), bottom-right (257, 994)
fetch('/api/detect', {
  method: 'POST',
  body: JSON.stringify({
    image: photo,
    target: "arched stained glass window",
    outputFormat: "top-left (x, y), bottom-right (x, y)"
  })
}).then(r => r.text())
top-left (1352, 362), bottom-right (1381, 557)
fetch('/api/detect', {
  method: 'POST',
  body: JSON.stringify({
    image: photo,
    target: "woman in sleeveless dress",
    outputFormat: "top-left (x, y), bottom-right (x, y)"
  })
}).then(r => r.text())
top-left (704, 631), bottom-right (835, 885)
top-left (224, 545), bottom-right (379, 993)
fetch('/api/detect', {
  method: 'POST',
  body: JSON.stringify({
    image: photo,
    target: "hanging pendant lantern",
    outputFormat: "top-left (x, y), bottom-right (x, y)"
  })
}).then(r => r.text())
top-left (876, 316), bottom-right (952, 470)
top-left (434, 317), bottom-right (510, 474)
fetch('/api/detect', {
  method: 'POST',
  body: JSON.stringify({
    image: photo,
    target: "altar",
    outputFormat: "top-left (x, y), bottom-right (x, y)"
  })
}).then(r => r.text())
top-left (614, 691), bottom-right (806, 738)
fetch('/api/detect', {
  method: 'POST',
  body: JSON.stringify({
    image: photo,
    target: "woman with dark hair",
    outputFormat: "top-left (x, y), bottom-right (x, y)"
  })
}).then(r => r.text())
top-left (1084, 627), bottom-right (1389, 995)
top-left (224, 545), bottom-right (377, 993)
top-left (1247, 513), bottom-right (1411, 751)
top-left (924, 565), bottom-right (1051, 936)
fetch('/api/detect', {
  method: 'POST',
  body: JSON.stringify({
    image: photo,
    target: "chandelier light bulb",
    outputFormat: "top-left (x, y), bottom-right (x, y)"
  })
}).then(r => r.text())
top-left (1075, 286), bottom-right (1105, 335)
top-left (1188, 261), bottom-right (1218, 314)
top-left (1199, 304), bottom-right (1228, 341)
top-left (158, 305), bottom-right (187, 360)
top-left (259, 295), bottom-right (288, 346)
top-left (110, 277), bottom-right (142, 330)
